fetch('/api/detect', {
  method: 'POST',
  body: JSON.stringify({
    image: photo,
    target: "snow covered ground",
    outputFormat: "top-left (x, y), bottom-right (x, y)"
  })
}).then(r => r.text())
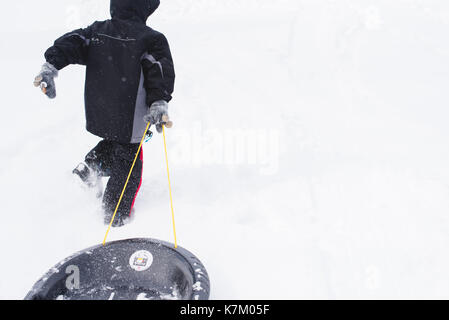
top-left (1, 0), bottom-right (449, 299)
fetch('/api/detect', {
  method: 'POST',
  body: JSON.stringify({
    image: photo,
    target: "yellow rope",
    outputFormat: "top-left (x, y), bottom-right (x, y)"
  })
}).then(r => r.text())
top-left (102, 121), bottom-right (151, 246)
top-left (162, 125), bottom-right (178, 248)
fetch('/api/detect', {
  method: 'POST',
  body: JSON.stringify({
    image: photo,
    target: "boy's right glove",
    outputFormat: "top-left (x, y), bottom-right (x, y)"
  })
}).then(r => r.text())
top-left (143, 100), bottom-right (172, 133)
top-left (33, 62), bottom-right (58, 99)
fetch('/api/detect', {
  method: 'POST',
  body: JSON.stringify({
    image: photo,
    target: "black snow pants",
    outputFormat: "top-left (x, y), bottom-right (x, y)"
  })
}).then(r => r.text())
top-left (85, 140), bottom-right (143, 217)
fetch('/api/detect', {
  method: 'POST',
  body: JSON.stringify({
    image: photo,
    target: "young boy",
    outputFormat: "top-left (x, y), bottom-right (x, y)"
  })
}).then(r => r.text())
top-left (34, 0), bottom-right (175, 227)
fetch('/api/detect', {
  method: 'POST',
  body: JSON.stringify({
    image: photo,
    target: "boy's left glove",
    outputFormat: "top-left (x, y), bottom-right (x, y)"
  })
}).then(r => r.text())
top-left (143, 100), bottom-right (172, 133)
top-left (33, 62), bottom-right (58, 99)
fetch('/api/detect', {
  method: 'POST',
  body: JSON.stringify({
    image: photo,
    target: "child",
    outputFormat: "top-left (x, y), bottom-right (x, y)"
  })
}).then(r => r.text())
top-left (34, 0), bottom-right (175, 227)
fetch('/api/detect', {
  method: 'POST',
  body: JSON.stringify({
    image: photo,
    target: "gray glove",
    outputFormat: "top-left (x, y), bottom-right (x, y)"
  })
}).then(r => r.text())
top-left (34, 62), bottom-right (58, 99)
top-left (143, 100), bottom-right (169, 133)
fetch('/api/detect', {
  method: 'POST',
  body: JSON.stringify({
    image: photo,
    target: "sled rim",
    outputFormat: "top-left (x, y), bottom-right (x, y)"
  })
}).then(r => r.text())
top-left (24, 238), bottom-right (210, 300)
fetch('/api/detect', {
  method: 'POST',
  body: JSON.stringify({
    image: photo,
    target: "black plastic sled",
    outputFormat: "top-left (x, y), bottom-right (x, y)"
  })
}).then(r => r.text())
top-left (25, 238), bottom-right (210, 300)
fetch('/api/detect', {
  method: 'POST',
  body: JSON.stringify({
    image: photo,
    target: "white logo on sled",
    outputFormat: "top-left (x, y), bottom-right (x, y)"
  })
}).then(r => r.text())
top-left (129, 250), bottom-right (153, 272)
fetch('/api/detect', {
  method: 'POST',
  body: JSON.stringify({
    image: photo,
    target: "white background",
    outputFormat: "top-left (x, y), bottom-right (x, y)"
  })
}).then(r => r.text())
top-left (1, 0), bottom-right (449, 299)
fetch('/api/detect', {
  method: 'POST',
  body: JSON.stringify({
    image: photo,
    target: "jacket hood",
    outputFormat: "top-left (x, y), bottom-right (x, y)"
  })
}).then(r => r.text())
top-left (110, 0), bottom-right (160, 23)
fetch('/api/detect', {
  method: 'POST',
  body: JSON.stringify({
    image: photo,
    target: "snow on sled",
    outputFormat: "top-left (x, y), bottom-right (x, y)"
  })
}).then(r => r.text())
top-left (25, 238), bottom-right (210, 300)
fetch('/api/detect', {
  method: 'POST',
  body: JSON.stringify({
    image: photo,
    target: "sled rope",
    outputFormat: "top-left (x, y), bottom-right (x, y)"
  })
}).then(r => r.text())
top-left (102, 121), bottom-right (151, 246)
top-left (162, 125), bottom-right (178, 249)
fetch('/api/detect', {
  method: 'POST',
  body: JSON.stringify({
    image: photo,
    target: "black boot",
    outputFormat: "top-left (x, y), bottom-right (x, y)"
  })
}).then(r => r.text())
top-left (73, 163), bottom-right (103, 198)
top-left (104, 208), bottom-right (135, 228)
top-left (104, 213), bottom-right (130, 228)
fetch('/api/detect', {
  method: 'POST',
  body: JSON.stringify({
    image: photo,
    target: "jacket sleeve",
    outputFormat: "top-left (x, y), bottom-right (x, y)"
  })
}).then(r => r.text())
top-left (142, 33), bottom-right (176, 106)
top-left (44, 26), bottom-right (93, 70)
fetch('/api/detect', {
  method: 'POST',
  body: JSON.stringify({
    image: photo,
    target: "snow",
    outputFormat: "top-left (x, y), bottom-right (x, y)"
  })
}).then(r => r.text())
top-left (136, 293), bottom-right (151, 301)
top-left (1, 0), bottom-right (449, 299)
top-left (193, 282), bottom-right (203, 292)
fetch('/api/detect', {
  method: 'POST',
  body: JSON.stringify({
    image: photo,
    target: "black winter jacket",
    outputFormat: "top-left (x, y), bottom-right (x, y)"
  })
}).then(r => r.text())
top-left (45, 0), bottom-right (175, 143)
